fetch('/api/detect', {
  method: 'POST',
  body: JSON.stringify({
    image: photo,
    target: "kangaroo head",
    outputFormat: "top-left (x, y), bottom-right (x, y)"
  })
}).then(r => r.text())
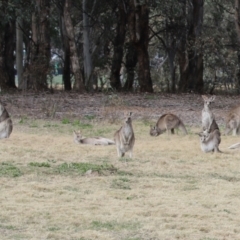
top-left (73, 130), bottom-right (83, 142)
top-left (202, 95), bottom-right (216, 107)
top-left (124, 112), bottom-right (132, 124)
top-left (149, 125), bottom-right (159, 136)
top-left (198, 130), bottom-right (210, 143)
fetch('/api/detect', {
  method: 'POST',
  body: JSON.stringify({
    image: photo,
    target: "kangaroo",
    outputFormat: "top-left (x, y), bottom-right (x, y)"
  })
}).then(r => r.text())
top-left (228, 142), bottom-right (240, 149)
top-left (149, 113), bottom-right (187, 136)
top-left (0, 103), bottom-right (13, 139)
top-left (201, 95), bottom-right (219, 132)
top-left (73, 130), bottom-right (115, 146)
top-left (114, 112), bottom-right (135, 158)
top-left (225, 105), bottom-right (240, 136)
top-left (198, 127), bottom-right (222, 153)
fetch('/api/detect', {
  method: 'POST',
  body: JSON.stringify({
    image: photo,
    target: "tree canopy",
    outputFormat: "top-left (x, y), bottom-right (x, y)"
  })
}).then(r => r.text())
top-left (0, 0), bottom-right (238, 94)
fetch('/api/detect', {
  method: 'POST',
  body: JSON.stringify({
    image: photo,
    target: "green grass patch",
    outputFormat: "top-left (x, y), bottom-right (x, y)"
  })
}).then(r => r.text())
top-left (111, 178), bottom-right (131, 190)
top-left (28, 162), bottom-right (51, 168)
top-left (84, 115), bottom-right (96, 121)
top-left (61, 118), bottom-right (71, 124)
top-left (57, 162), bottom-right (117, 175)
top-left (72, 120), bottom-right (93, 129)
top-left (91, 220), bottom-right (140, 231)
top-left (0, 224), bottom-right (16, 230)
top-left (0, 162), bottom-right (22, 177)
top-left (19, 116), bottom-right (28, 124)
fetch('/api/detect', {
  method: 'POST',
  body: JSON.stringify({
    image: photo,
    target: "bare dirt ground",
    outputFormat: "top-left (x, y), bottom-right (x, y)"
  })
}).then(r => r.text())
top-left (2, 92), bottom-right (239, 126)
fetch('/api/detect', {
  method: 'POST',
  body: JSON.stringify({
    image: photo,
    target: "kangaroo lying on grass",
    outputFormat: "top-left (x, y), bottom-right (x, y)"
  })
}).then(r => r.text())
top-left (73, 130), bottom-right (115, 145)
top-left (198, 128), bottom-right (222, 153)
top-left (225, 105), bottom-right (240, 136)
top-left (114, 112), bottom-right (135, 158)
top-left (201, 95), bottom-right (219, 132)
top-left (149, 113), bottom-right (187, 136)
top-left (0, 103), bottom-right (13, 139)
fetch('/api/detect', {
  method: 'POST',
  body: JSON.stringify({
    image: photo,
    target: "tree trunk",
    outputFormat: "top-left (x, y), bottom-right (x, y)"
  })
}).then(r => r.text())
top-left (110, 0), bottom-right (127, 90)
top-left (125, 0), bottom-right (153, 92)
top-left (123, 42), bottom-right (138, 91)
top-left (135, 2), bottom-right (153, 92)
top-left (4, 18), bottom-right (16, 89)
top-left (0, 0), bottom-right (16, 90)
top-left (178, 0), bottom-right (204, 93)
top-left (59, 7), bottom-right (71, 91)
top-left (26, 0), bottom-right (51, 90)
top-left (235, 0), bottom-right (240, 93)
top-left (16, 18), bottom-right (24, 89)
top-left (63, 0), bottom-right (85, 92)
top-left (83, 0), bottom-right (93, 91)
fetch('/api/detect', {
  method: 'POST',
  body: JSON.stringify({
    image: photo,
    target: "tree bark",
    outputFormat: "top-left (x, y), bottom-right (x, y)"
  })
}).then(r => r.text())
top-left (135, 2), bottom-right (153, 92)
top-left (110, 0), bottom-right (127, 90)
top-left (63, 0), bottom-right (85, 92)
top-left (59, 6), bottom-right (71, 91)
top-left (26, 0), bottom-right (51, 90)
top-left (178, 0), bottom-right (204, 93)
top-left (125, 0), bottom-right (153, 92)
top-left (4, 18), bottom-right (16, 89)
top-left (235, 0), bottom-right (240, 93)
top-left (83, 0), bottom-right (93, 91)
top-left (16, 18), bottom-right (24, 89)
top-left (124, 42), bottom-right (138, 91)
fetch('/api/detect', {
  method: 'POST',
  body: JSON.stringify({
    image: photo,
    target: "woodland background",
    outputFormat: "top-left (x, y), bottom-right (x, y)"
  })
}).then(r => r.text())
top-left (0, 0), bottom-right (240, 94)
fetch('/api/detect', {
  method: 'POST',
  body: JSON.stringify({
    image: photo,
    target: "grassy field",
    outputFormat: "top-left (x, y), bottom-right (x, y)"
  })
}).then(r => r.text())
top-left (1, 116), bottom-right (240, 240)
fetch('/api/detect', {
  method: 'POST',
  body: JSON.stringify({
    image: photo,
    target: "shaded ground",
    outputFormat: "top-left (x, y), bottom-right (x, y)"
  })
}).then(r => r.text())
top-left (2, 92), bottom-right (239, 127)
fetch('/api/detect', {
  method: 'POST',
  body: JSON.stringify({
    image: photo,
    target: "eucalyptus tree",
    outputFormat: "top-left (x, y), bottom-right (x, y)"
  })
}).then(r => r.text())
top-left (234, 0), bottom-right (240, 92)
top-left (109, 0), bottom-right (153, 92)
top-left (149, 0), bottom-right (187, 93)
top-left (203, 0), bottom-right (236, 93)
top-left (0, 0), bottom-right (17, 89)
top-left (110, 0), bottom-right (127, 91)
top-left (19, 0), bottom-right (51, 90)
top-left (62, 0), bottom-right (84, 92)
top-left (82, 0), bottom-right (116, 91)
top-left (148, 0), bottom-right (205, 93)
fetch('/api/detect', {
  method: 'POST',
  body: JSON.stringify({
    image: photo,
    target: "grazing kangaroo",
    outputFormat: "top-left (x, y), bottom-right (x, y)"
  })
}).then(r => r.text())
top-left (201, 95), bottom-right (219, 132)
top-left (149, 113), bottom-right (187, 136)
top-left (0, 103), bottom-right (13, 139)
top-left (73, 130), bottom-right (115, 145)
top-left (114, 112), bottom-right (135, 158)
top-left (225, 105), bottom-right (240, 136)
top-left (198, 127), bottom-right (222, 153)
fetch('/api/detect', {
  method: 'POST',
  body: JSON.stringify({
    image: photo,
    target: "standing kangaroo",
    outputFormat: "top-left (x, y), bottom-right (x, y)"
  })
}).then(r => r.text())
top-left (198, 122), bottom-right (222, 153)
top-left (114, 112), bottom-right (135, 158)
top-left (0, 103), bottom-right (13, 139)
top-left (225, 105), bottom-right (240, 136)
top-left (201, 95), bottom-right (219, 132)
top-left (73, 130), bottom-right (115, 145)
top-left (149, 113), bottom-right (187, 136)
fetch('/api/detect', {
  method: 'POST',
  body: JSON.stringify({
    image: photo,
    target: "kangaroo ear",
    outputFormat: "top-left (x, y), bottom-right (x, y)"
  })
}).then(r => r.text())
top-left (129, 112), bottom-right (133, 117)
top-left (197, 132), bottom-right (203, 137)
top-left (201, 95), bottom-right (207, 100)
top-left (210, 95), bottom-right (216, 101)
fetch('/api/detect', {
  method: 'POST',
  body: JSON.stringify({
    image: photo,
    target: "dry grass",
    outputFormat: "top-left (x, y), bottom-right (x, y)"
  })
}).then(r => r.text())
top-left (1, 116), bottom-right (240, 240)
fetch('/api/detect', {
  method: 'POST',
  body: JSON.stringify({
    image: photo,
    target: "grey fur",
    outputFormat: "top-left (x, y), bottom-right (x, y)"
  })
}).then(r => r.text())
top-left (114, 112), bottom-right (135, 158)
top-left (149, 113), bottom-right (187, 136)
top-left (73, 130), bottom-right (115, 145)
